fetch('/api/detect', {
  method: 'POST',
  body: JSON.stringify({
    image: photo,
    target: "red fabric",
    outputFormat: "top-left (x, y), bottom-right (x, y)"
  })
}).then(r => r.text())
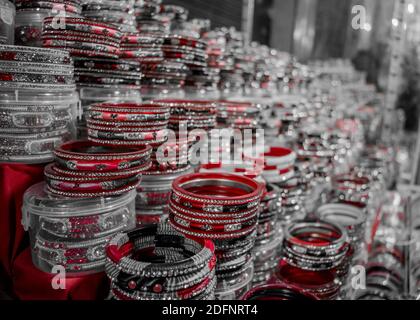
top-left (0, 163), bottom-right (109, 300)
top-left (0, 163), bottom-right (45, 292)
top-left (12, 249), bottom-right (109, 300)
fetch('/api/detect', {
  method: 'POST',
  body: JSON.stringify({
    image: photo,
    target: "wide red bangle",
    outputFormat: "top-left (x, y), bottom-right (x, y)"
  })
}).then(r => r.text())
top-left (169, 217), bottom-right (257, 240)
top-left (172, 172), bottom-right (263, 207)
top-left (54, 140), bottom-right (152, 172)
top-left (170, 213), bottom-right (258, 232)
top-left (168, 199), bottom-right (259, 220)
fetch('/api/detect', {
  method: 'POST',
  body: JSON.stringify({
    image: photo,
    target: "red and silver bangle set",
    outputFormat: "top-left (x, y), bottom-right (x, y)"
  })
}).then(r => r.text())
top-left (47, 140), bottom-right (152, 197)
top-left (105, 223), bottom-right (216, 300)
top-left (86, 102), bottom-right (171, 147)
top-left (271, 220), bottom-right (349, 300)
top-left (0, 45), bottom-right (77, 163)
top-left (167, 172), bottom-right (263, 299)
top-left (43, 17), bottom-right (122, 59)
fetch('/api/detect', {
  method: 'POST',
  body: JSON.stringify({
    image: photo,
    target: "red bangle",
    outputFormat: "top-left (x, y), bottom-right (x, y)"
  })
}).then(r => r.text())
top-left (169, 216), bottom-right (257, 240)
top-left (168, 199), bottom-right (259, 219)
top-left (172, 172), bottom-right (263, 207)
top-left (54, 140), bottom-right (152, 172)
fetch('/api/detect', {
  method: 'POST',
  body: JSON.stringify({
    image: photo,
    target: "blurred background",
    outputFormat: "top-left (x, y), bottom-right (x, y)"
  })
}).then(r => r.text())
top-left (166, 0), bottom-right (420, 132)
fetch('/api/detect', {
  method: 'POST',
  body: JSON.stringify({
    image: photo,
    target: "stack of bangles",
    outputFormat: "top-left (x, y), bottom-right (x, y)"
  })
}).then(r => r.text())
top-left (14, 0), bottom-right (82, 46)
top-left (154, 99), bottom-right (217, 134)
top-left (217, 100), bottom-right (263, 130)
top-left (252, 184), bottom-right (283, 285)
top-left (331, 173), bottom-right (371, 207)
top-left (81, 0), bottom-right (135, 31)
top-left (46, 140), bottom-right (152, 198)
top-left (42, 17), bottom-right (122, 59)
top-left (272, 220), bottom-right (349, 300)
top-left (73, 56), bottom-right (142, 89)
top-left (105, 223), bottom-right (216, 300)
top-left (86, 102), bottom-right (170, 147)
top-left (0, 45), bottom-right (77, 163)
top-left (168, 172), bottom-right (263, 299)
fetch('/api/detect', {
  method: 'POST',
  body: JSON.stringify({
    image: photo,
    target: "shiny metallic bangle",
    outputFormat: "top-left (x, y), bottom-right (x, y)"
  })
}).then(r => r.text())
top-left (54, 140), bottom-right (152, 171)
top-left (170, 213), bottom-right (258, 233)
top-left (0, 60), bottom-right (74, 76)
top-left (0, 80), bottom-right (76, 91)
top-left (39, 206), bottom-right (133, 240)
top-left (43, 17), bottom-right (122, 38)
top-left (46, 47), bottom-right (120, 59)
top-left (88, 135), bottom-right (168, 146)
top-left (283, 220), bottom-right (348, 257)
top-left (106, 224), bottom-right (215, 278)
top-left (88, 112), bottom-right (170, 123)
top-left (315, 203), bottom-right (366, 242)
top-left (42, 31), bottom-right (120, 46)
top-left (89, 102), bottom-right (170, 114)
top-left (0, 129), bottom-right (71, 159)
top-left (87, 128), bottom-right (168, 141)
top-left (52, 162), bottom-right (151, 179)
top-left (169, 201), bottom-right (259, 221)
top-left (47, 180), bottom-right (139, 198)
top-left (111, 274), bottom-right (216, 300)
top-left (45, 163), bottom-right (141, 192)
top-left (0, 72), bottom-right (74, 84)
top-left (34, 234), bottom-right (110, 272)
top-left (0, 107), bottom-right (73, 133)
top-left (43, 39), bottom-right (119, 54)
top-left (170, 217), bottom-right (257, 240)
top-left (73, 57), bottom-right (140, 72)
top-left (16, 1), bottom-right (82, 13)
top-left (0, 44), bottom-right (71, 64)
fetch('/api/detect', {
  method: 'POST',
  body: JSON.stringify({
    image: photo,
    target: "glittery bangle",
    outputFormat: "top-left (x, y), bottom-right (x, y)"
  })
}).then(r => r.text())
top-left (34, 234), bottom-right (110, 272)
top-left (0, 129), bottom-right (72, 163)
top-left (0, 106), bottom-right (73, 133)
top-left (0, 45), bottom-right (71, 64)
top-left (54, 140), bottom-right (152, 172)
top-left (171, 172), bottom-right (263, 208)
top-left (0, 60), bottom-right (74, 76)
top-left (106, 224), bottom-right (215, 277)
top-left (43, 17), bottom-right (122, 38)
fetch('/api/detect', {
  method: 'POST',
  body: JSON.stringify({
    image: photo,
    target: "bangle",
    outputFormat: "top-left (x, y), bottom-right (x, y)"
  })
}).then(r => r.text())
top-left (315, 203), bottom-right (366, 243)
top-left (54, 140), bottom-right (152, 171)
top-left (73, 57), bottom-right (140, 72)
top-left (0, 105), bottom-right (73, 134)
top-left (0, 72), bottom-right (74, 84)
top-left (45, 163), bottom-right (141, 193)
top-left (0, 45), bottom-right (72, 64)
top-left (43, 17), bottom-right (122, 39)
top-left (171, 172), bottom-right (263, 207)
top-left (283, 221), bottom-right (348, 257)
top-left (106, 224), bottom-right (215, 275)
top-left (34, 234), bottom-right (110, 272)
top-left (0, 60), bottom-right (74, 76)
top-left (105, 224), bottom-right (216, 300)
top-left (169, 213), bottom-right (258, 233)
top-left (0, 129), bottom-right (72, 163)
top-left (168, 200), bottom-right (259, 221)
top-left (169, 217), bottom-right (257, 240)
top-left (42, 32), bottom-right (120, 47)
